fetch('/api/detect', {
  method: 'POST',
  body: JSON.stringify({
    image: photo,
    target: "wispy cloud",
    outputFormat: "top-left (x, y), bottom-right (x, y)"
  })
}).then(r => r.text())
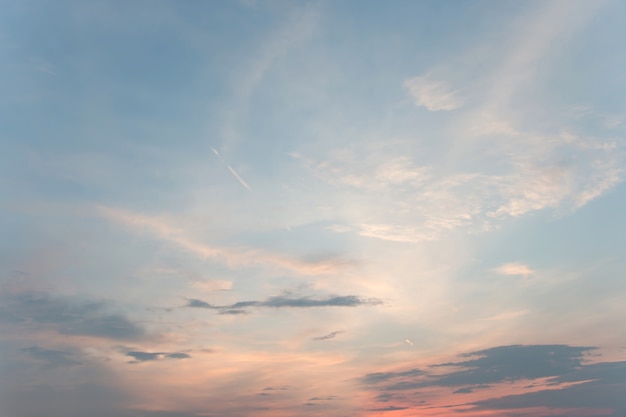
top-left (313, 331), bottom-right (344, 341)
top-left (211, 147), bottom-right (252, 190)
top-left (185, 294), bottom-right (381, 314)
top-left (218, 4), bottom-right (320, 147)
top-left (97, 205), bottom-right (353, 275)
top-left (493, 263), bottom-right (535, 277)
top-left (295, 129), bottom-right (623, 242)
top-left (404, 75), bottom-right (463, 111)
top-left (190, 279), bottom-right (233, 291)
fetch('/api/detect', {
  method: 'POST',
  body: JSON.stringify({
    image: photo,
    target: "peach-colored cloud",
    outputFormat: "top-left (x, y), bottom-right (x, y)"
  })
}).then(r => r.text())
top-left (96, 205), bottom-right (352, 276)
top-left (493, 262), bottom-right (535, 277)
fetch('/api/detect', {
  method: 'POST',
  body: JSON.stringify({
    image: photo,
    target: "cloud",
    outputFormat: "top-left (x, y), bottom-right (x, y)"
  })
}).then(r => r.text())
top-left (126, 351), bottom-right (191, 363)
top-left (295, 132), bottom-right (623, 243)
top-left (367, 405), bottom-right (409, 412)
top-left (218, 309), bottom-right (250, 315)
top-left (186, 298), bottom-right (216, 309)
top-left (0, 380), bottom-right (207, 417)
top-left (97, 206), bottom-right (353, 276)
top-left (262, 386), bottom-right (290, 391)
top-left (493, 262), bottom-right (535, 277)
top-left (470, 374), bottom-right (626, 414)
top-left (292, 152), bottom-right (429, 192)
top-left (412, 345), bottom-right (594, 389)
top-left (0, 290), bottom-right (145, 340)
top-left (210, 147), bottom-right (252, 190)
top-left (452, 384), bottom-right (490, 394)
top-left (217, 3), bottom-right (320, 148)
top-left (186, 294), bottom-right (382, 313)
top-left (313, 331), bottom-right (344, 341)
top-left (359, 223), bottom-right (434, 243)
top-left (362, 368), bottom-right (424, 385)
top-left (404, 75), bottom-right (463, 111)
top-left (21, 346), bottom-right (82, 369)
top-left (362, 344), bottom-right (626, 416)
top-left (190, 280), bottom-right (233, 292)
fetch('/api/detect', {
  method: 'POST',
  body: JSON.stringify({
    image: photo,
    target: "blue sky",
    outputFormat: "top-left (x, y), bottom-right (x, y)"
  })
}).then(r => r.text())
top-left (1, 1), bottom-right (625, 416)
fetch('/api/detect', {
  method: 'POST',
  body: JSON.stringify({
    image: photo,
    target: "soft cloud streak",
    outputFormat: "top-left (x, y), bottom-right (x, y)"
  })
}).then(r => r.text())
top-left (493, 263), bottom-right (535, 277)
top-left (404, 75), bottom-right (463, 111)
top-left (97, 206), bottom-right (352, 275)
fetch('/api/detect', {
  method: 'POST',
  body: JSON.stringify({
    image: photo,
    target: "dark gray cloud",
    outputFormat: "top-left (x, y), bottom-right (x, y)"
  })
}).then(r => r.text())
top-left (430, 344), bottom-right (595, 386)
top-left (20, 346), bottom-right (82, 369)
top-left (452, 384), bottom-right (490, 394)
top-left (367, 406), bottom-right (409, 412)
top-left (471, 377), bottom-right (626, 414)
top-left (375, 393), bottom-right (395, 403)
top-left (0, 291), bottom-right (145, 340)
top-left (361, 368), bottom-right (424, 385)
top-left (126, 351), bottom-right (191, 363)
top-left (186, 299), bottom-right (215, 309)
top-left (362, 344), bottom-right (626, 416)
top-left (186, 294), bottom-right (382, 313)
top-left (313, 331), bottom-right (344, 341)
top-left (376, 345), bottom-right (595, 390)
top-left (218, 309), bottom-right (250, 315)
top-left (262, 386), bottom-right (290, 391)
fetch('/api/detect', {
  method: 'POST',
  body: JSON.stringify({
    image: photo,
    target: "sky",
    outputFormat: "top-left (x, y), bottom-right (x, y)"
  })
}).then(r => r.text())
top-left (1, 1), bottom-right (625, 416)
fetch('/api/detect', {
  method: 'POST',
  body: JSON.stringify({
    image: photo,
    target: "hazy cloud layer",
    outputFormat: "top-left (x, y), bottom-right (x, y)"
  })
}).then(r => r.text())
top-left (21, 346), bottom-right (82, 369)
top-left (2, 1), bottom-right (626, 417)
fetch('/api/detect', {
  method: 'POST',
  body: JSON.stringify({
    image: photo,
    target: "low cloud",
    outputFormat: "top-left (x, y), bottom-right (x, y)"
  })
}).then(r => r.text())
top-left (21, 346), bottom-right (82, 369)
top-left (186, 294), bottom-right (382, 313)
top-left (313, 331), bottom-right (344, 341)
top-left (362, 368), bottom-right (424, 385)
top-left (362, 344), bottom-right (626, 416)
top-left (0, 290), bottom-right (145, 341)
top-left (126, 350), bottom-right (191, 363)
top-left (368, 405), bottom-right (409, 412)
top-left (452, 384), bottom-right (490, 394)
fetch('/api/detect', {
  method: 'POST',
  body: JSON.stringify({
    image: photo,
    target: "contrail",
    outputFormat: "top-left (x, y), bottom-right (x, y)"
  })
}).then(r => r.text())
top-left (210, 147), bottom-right (252, 190)
top-left (226, 164), bottom-right (252, 190)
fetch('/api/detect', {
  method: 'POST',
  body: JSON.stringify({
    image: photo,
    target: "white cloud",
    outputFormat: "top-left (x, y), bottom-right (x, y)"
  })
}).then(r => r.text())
top-left (191, 280), bottom-right (233, 291)
top-left (294, 150), bottom-right (429, 191)
top-left (294, 129), bottom-right (623, 243)
top-left (493, 263), bottom-right (535, 277)
top-left (359, 224), bottom-right (435, 243)
top-left (404, 75), bottom-right (463, 111)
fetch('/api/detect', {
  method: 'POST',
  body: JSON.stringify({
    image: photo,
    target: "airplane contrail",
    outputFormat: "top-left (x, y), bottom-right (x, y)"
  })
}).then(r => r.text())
top-left (210, 147), bottom-right (252, 190)
top-left (226, 164), bottom-right (252, 190)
